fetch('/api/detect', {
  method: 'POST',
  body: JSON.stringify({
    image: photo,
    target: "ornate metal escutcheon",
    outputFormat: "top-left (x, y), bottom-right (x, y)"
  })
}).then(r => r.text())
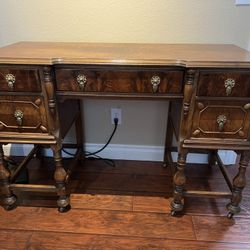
top-left (151, 75), bottom-right (161, 93)
top-left (14, 110), bottom-right (24, 126)
top-left (224, 78), bottom-right (235, 96)
top-left (5, 74), bottom-right (16, 89)
top-left (76, 74), bottom-right (87, 90)
top-left (217, 114), bottom-right (227, 132)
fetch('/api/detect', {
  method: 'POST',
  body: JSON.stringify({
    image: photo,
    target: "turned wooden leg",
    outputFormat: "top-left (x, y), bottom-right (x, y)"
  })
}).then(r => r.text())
top-left (52, 146), bottom-right (71, 213)
top-left (171, 149), bottom-right (188, 215)
top-left (0, 144), bottom-right (17, 210)
top-left (227, 151), bottom-right (250, 219)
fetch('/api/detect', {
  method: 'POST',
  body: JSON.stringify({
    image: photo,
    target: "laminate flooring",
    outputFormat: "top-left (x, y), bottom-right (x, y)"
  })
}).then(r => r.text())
top-left (0, 157), bottom-right (250, 249)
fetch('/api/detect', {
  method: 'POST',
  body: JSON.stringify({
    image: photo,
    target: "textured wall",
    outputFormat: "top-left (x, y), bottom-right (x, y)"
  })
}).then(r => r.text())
top-left (0, 0), bottom-right (249, 146)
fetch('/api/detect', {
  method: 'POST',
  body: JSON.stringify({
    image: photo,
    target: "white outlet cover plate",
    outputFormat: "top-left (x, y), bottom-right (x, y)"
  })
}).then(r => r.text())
top-left (111, 108), bottom-right (122, 124)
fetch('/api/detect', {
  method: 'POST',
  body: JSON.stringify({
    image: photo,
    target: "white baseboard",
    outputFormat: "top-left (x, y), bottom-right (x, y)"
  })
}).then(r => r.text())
top-left (3, 143), bottom-right (237, 165)
top-left (235, 0), bottom-right (250, 5)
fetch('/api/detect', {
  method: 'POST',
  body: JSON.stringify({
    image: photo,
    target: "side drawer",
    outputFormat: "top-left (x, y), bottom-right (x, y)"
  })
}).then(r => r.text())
top-left (55, 67), bottom-right (184, 94)
top-left (191, 101), bottom-right (250, 140)
top-left (0, 96), bottom-right (48, 134)
top-left (0, 67), bottom-right (41, 92)
top-left (197, 70), bottom-right (250, 97)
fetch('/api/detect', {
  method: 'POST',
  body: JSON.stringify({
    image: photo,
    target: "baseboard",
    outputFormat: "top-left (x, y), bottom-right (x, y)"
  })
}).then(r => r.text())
top-left (3, 143), bottom-right (237, 164)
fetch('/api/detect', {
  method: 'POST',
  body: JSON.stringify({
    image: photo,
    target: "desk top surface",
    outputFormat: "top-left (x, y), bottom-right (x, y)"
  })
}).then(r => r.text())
top-left (0, 42), bottom-right (250, 67)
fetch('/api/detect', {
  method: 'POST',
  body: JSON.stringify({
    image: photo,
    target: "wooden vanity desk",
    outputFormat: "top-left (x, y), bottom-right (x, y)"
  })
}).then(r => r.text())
top-left (0, 42), bottom-right (250, 218)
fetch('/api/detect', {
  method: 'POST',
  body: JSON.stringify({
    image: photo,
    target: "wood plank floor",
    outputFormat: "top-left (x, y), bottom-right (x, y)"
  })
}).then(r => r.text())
top-left (1, 158), bottom-right (250, 249)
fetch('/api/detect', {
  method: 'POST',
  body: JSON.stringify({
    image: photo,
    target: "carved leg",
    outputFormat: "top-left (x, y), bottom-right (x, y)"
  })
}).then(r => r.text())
top-left (171, 149), bottom-right (188, 215)
top-left (52, 146), bottom-right (71, 213)
top-left (227, 151), bottom-right (250, 219)
top-left (0, 144), bottom-right (17, 210)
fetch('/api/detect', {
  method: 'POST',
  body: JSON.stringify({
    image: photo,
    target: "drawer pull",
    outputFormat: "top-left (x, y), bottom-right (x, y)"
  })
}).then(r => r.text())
top-left (217, 114), bottom-right (227, 132)
top-left (76, 74), bottom-right (87, 90)
top-left (14, 110), bottom-right (23, 126)
top-left (151, 75), bottom-right (161, 93)
top-left (5, 74), bottom-right (15, 89)
top-left (224, 78), bottom-right (235, 96)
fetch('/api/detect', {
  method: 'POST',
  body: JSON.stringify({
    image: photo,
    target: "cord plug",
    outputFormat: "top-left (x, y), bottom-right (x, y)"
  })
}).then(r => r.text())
top-left (114, 117), bottom-right (119, 125)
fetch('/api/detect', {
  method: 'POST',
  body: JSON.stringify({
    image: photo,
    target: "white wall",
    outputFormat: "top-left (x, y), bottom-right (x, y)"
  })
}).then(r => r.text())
top-left (0, 0), bottom-right (250, 48)
top-left (0, 0), bottom-right (249, 161)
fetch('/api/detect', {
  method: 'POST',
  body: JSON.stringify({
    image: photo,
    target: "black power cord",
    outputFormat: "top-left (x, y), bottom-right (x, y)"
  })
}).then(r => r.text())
top-left (62, 117), bottom-right (119, 167)
top-left (4, 155), bottom-right (18, 166)
top-left (85, 117), bottom-right (118, 156)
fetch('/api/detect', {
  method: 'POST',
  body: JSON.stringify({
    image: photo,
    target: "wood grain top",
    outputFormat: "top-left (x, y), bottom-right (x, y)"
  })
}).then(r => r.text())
top-left (0, 41), bottom-right (250, 67)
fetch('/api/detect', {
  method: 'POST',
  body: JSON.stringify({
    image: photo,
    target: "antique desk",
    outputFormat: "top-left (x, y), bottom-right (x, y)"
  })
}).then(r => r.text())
top-left (0, 42), bottom-right (250, 218)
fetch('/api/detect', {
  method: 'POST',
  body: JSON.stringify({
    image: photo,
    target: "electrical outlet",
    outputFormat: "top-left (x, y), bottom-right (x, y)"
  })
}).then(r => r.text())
top-left (111, 108), bottom-right (122, 124)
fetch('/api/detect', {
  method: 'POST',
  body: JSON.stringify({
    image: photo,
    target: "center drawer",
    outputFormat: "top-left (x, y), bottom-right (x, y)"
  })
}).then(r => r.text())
top-left (55, 67), bottom-right (184, 94)
top-left (0, 96), bottom-right (48, 134)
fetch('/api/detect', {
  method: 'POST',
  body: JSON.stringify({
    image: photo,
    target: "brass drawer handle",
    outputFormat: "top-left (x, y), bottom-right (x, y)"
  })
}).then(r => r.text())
top-left (5, 74), bottom-right (16, 89)
top-left (224, 78), bottom-right (235, 96)
top-left (217, 114), bottom-right (227, 132)
top-left (14, 110), bottom-right (23, 126)
top-left (151, 75), bottom-right (161, 93)
top-left (76, 74), bottom-right (87, 90)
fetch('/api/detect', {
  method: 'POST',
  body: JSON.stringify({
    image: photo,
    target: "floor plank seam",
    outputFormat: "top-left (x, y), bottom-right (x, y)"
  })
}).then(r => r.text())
top-left (23, 231), bottom-right (34, 250)
top-left (8, 200), bottom-right (250, 218)
top-left (190, 213), bottom-right (250, 219)
top-left (131, 194), bottom-right (134, 212)
top-left (190, 215), bottom-right (198, 241)
top-left (0, 229), bottom-right (197, 242)
top-left (76, 172), bottom-right (171, 177)
top-left (12, 205), bottom-right (250, 219)
top-left (43, 206), bottom-right (172, 215)
top-left (3, 228), bottom-right (250, 246)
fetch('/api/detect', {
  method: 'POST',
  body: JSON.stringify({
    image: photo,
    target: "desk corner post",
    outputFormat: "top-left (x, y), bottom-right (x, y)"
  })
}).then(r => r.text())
top-left (0, 144), bottom-right (17, 210)
top-left (52, 144), bottom-right (71, 213)
top-left (227, 150), bottom-right (250, 218)
top-left (42, 66), bottom-right (71, 213)
top-left (171, 148), bottom-right (188, 215)
top-left (171, 69), bottom-right (196, 216)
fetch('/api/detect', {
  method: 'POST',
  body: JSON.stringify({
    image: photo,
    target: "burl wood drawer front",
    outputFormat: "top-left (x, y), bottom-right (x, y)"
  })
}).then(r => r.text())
top-left (0, 96), bottom-right (48, 133)
top-left (191, 101), bottom-right (250, 139)
top-left (55, 68), bottom-right (184, 94)
top-left (197, 70), bottom-right (250, 97)
top-left (0, 67), bottom-right (41, 92)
